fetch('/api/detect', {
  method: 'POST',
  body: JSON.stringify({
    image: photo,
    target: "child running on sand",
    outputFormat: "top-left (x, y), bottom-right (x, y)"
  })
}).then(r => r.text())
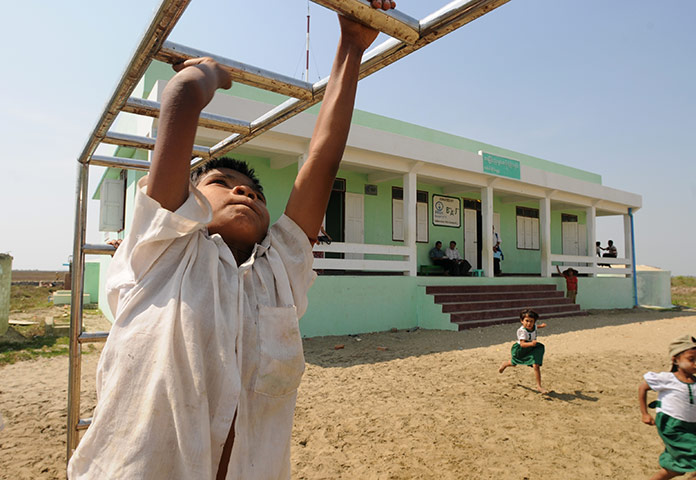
top-left (67, 2), bottom-right (396, 479)
top-left (639, 335), bottom-right (696, 480)
top-left (499, 309), bottom-right (548, 393)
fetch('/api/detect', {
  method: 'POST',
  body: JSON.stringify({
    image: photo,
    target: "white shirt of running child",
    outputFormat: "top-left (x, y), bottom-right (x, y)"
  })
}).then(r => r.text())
top-left (644, 371), bottom-right (696, 422)
top-left (516, 325), bottom-right (537, 344)
top-left (67, 176), bottom-right (316, 480)
top-left (445, 247), bottom-right (462, 261)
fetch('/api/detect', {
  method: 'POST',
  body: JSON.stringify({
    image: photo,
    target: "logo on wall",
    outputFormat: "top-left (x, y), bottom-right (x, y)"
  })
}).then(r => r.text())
top-left (432, 195), bottom-right (460, 227)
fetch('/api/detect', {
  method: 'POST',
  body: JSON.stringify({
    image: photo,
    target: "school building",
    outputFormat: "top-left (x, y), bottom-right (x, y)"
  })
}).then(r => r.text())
top-left (88, 61), bottom-right (669, 337)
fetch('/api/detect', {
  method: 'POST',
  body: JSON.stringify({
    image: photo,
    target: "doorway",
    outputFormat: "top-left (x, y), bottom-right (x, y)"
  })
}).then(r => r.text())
top-left (325, 179), bottom-right (345, 259)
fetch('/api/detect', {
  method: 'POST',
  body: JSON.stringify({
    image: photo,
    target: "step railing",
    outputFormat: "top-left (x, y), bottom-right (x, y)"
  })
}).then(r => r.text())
top-left (551, 253), bottom-right (632, 276)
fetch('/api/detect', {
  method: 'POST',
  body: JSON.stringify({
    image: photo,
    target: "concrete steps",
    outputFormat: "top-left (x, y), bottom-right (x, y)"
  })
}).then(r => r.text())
top-left (425, 284), bottom-right (586, 331)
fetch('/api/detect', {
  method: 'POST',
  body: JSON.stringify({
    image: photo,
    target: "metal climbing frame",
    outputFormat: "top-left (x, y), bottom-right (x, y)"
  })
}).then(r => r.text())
top-left (67, 0), bottom-right (511, 462)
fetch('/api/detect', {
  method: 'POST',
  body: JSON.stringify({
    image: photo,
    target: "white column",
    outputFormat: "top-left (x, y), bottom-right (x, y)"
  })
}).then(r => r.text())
top-left (539, 196), bottom-right (551, 277)
top-left (586, 206), bottom-right (596, 277)
top-left (403, 172), bottom-right (417, 276)
top-left (481, 185), bottom-right (494, 277)
top-left (623, 213), bottom-right (633, 276)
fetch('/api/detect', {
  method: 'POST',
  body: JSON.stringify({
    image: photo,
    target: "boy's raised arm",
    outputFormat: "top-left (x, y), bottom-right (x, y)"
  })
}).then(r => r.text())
top-left (285, 2), bottom-right (396, 241)
top-left (147, 58), bottom-right (231, 212)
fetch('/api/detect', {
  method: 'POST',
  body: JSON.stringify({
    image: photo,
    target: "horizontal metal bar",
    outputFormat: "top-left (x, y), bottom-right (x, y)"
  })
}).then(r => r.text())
top-left (359, 0), bottom-right (511, 79)
top-left (89, 154), bottom-right (151, 171)
top-left (83, 244), bottom-right (117, 255)
top-left (123, 97), bottom-right (251, 134)
top-left (78, 332), bottom-right (109, 344)
top-left (76, 418), bottom-right (92, 431)
top-left (102, 131), bottom-right (210, 158)
top-left (310, 0), bottom-right (420, 44)
top-left (205, 0), bottom-right (510, 161)
top-left (155, 42), bottom-right (314, 101)
top-left (75, 0), bottom-right (192, 165)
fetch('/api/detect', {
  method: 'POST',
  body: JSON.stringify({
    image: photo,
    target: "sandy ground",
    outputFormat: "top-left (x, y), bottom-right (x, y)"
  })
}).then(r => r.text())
top-left (2, 309), bottom-right (696, 479)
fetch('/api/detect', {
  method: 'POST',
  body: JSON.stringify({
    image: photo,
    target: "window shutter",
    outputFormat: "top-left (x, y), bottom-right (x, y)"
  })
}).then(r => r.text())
top-left (416, 202), bottom-right (428, 242)
top-left (99, 178), bottom-right (125, 232)
top-left (392, 199), bottom-right (404, 241)
top-left (516, 216), bottom-right (525, 249)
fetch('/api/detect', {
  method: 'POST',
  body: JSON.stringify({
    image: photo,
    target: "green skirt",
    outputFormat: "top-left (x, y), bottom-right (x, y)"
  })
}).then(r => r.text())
top-left (511, 342), bottom-right (544, 366)
top-left (656, 412), bottom-right (696, 473)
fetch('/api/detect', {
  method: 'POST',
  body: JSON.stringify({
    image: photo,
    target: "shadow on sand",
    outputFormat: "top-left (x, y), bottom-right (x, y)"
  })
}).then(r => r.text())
top-left (514, 384), bottom-right (599, 402)
top-left (303, 308), bottom-right (696, 368)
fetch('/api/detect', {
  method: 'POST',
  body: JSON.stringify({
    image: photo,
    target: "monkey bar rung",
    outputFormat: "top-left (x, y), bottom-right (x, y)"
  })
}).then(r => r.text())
top-left (156, 42), bottom-right (316, 101)
top-left (310, 0), bottom-right (420, 44)
top-left (123, 97), bottom-right (252, 134)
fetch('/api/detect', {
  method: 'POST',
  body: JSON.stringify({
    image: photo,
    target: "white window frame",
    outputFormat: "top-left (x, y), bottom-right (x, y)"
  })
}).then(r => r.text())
top-left (392, 188), bottom-right (429, 243)
top-left (99, 177), bottom-right (125, 232)
top-left (516, 207), bottom-right (540, 250)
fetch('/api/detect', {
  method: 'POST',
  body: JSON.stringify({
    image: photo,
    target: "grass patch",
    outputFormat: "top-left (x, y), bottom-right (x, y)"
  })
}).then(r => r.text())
top-left (672, 276), bottom-right (696, 308)
top-left (10, 284), bottom-right (55, 312)
top-left (0, 336), bottom-right (69, 366)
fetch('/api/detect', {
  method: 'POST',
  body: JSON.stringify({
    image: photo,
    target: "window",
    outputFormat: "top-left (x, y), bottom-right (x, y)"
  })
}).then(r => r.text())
top-left (392, 187), bottom-right (429, 242)
top-left (516, 206), bottom-right (539, 250)
top-left (99, 177), bottom-right (125, 232)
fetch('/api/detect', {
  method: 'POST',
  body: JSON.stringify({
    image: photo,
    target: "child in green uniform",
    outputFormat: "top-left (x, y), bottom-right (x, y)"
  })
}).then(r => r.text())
top-left (498, 309), bottom-right (548, 393)
top-left (639, 335), bottom-right (696, 480)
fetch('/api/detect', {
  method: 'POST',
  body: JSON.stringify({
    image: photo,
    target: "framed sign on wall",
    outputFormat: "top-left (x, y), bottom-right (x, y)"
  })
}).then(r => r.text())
top-left (432, 194), bottom-right (461, 227)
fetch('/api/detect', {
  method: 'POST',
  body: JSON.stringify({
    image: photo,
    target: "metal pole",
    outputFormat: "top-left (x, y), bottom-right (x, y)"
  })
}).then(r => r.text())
top-left (629, 208), bottom-right (638, 307)
top-left (306, 2), bottom-right (310, 82)
top-left (67, 161), bottom-right (89, 461)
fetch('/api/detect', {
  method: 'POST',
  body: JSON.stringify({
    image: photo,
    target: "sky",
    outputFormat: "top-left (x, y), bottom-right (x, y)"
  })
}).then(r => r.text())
top-left (1, 0), bottom-right (694, 275)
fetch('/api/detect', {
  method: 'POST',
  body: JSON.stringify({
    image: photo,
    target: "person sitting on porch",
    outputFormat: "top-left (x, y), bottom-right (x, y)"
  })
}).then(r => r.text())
top-left (603, 240), bottom-right (617, 258)
top-left (445, 241), bottom-right (471, 276)
top-left (429, 241), bottom-right (455, 275)
top-left (601, 239), bottom-right (617, 268)
top-left (556, 265), bottom-right (579, 304)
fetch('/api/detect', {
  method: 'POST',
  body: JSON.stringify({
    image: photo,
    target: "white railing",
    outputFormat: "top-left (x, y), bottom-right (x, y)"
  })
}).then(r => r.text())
top-left (312, 242), bottom-right (412, 273)
top-left (551, 254), bottom-right (632, 276)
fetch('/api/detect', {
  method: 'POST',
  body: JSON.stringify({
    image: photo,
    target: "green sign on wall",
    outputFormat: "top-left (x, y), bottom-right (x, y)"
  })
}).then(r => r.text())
top-left (482, 152), bottom-right (521, 179)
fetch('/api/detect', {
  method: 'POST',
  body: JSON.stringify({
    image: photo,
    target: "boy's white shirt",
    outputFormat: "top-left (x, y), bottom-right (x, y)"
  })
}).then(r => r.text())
top-left (644, 371), bottom-right (696, 423)
top-left (68, 177), bottom-right (316, 479)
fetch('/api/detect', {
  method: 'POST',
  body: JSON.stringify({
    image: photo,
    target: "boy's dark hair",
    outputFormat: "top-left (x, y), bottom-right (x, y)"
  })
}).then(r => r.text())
top-left (520, 309), bottom-right (539, 321)
top-left (190, 157), bottom-right (263, 193)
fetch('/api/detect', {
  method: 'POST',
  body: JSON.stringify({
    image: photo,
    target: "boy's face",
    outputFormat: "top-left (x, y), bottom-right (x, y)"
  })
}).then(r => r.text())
top-left (196, 168), bottom-right (270, 250)
top-left (521, 315), bottom-right (536, 330)
top-left (449, 242), bottom-right (456, 249)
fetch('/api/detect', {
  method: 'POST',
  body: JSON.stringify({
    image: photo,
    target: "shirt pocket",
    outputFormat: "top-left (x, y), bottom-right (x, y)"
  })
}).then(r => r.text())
top-left (254, 305), bottom-right (306, 398)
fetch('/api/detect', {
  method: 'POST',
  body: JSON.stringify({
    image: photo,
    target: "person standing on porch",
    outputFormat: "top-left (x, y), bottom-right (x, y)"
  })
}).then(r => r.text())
top-left (493, 227), bottom-right (503, 276)
top-left (556, 265), bottom-right (579, 304)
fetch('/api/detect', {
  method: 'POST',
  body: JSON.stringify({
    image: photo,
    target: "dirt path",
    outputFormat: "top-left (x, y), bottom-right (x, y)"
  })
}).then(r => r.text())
top-left (1, 309), bottom-right (695, 479)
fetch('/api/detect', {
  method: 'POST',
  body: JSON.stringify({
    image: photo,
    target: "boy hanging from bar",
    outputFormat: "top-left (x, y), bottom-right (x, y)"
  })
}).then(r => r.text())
top-left (68, 2), bottom-right (396, 479)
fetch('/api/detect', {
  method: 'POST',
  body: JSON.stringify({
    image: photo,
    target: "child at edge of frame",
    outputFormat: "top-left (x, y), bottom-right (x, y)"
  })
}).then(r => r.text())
top-left (499, 309), bottom-right (548, 394)
top-left (639, 335), bottom-right (696, 480)
top-left (66, 2), bottom-right (397, 479)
